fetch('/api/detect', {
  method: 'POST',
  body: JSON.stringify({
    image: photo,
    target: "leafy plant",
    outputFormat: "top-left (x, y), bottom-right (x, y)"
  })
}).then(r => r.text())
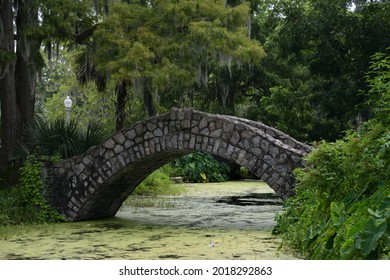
top-left (171, 152), bottom-right (230, 183)
top-left (18, 155), bottom-right (65, 223)
top-left (0, 155), bottom-right (65, 225)
top-left (133, 168), bottom-right (185, 196)
top-left (20, 117), bottom-right (109, 159)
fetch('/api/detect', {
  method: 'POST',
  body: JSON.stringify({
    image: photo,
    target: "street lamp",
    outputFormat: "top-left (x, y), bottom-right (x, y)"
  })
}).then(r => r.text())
top-left (64, 95), bottom-right (72, 125)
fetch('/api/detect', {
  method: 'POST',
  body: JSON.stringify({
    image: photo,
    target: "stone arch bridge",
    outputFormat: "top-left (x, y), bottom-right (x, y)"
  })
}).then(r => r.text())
top-left (46, 108), bottom-right (311, 221)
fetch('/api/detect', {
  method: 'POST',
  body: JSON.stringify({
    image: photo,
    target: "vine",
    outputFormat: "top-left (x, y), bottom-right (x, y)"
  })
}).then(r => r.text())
top-left (19, 155), bottom-right (65, 223)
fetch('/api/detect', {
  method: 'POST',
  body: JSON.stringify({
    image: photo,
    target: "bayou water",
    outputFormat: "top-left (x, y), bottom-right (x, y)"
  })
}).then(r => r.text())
top-left (0, 180), bottom-right (299, 260)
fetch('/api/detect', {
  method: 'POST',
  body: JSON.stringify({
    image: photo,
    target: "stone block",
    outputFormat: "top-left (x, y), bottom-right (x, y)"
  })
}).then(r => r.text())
top-left (201, 137), bottom-right (209, 151)
top-left (118, 154), bottom-right (126, 167)
top-left (201, 128), bottom-right (209, 135)
top-left (113, 132), bottom-right (126, 144)
top-left (144, 131), bottom-right (154, 139)
top-left (177, 109), bottom-right (185, 120)
top-left (114, 144), bottom-right (124, 154)
top-left (154, 128), bottom-right (163, 137)
top-left (210, 128), bottom-right (222, 138)
top-left (147, 122), bottom-right (157, 131)
top-left (260, 141), bottom-right (269, 152)
top-left (124, 139), bottom-right (133, 149)
top-left (249, 147), bottom-right (263, 157)
top-left (191, 126), bottom-right (199, 134)
top-left (73, 163), bottom-right (85, 176)
top-left (263, 155), bottom-right (275, 166)
top-left (189, 135), bottom-right (196, 149)
top-left (125, 129), bottom-right (136, 139)
top-left (251, 136), bottom-right (261, 146)
top-left (222, 122), bottom-right (234, 132)
top-left (170, 108), bottom-right (177, 120)
top-left (134, 123), bottom-right (145, 134)
top-left (230, 130), bottom-right (240, 145)
top-left (199, 117), bottom-right (208, 130)
top-left (103, 139), bottom-right (115, 149)
top-left (269, 146), bottom-right (280, 158)
top-left (104, 150), bottom-right (115, 159)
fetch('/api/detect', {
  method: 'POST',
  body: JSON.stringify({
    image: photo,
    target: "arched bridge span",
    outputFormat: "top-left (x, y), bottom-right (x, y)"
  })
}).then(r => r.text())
top-left (47, 108), bottom-right (311, 221)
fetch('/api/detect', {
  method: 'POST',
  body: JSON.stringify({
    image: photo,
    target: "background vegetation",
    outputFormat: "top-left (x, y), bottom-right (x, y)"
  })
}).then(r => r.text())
top-left (0, 0), bottom-right (389, 259)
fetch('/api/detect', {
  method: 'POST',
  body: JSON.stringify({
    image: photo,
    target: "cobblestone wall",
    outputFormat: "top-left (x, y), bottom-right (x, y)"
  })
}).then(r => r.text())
top-left (48, 108), bottom-right (310, 221)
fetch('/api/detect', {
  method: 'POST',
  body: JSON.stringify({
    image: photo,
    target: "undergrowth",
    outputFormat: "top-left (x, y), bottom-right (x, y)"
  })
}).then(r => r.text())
top-left (132, 166), bottom-right (187, 196)
top-left (0, 155), bottom-right (65, 227)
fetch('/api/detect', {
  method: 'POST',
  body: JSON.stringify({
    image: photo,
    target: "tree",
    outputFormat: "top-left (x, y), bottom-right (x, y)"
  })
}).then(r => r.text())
top-left (245, 0), bottom-right (390, 142)
top-left (1, 0), bottom-right (20, 179)
top-left (92, 0), bottom-right (265, 118)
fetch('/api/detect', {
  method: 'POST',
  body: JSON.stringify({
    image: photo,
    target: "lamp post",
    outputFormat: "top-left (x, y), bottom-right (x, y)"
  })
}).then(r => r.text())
top-left (64, 96), bottom-right (72, 125)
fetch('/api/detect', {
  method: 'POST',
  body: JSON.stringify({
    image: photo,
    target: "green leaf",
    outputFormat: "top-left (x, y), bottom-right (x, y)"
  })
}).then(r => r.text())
top-left (330, 201), bottom-right (345, 226)
top-left (358, 218), bottom-right (387, 255)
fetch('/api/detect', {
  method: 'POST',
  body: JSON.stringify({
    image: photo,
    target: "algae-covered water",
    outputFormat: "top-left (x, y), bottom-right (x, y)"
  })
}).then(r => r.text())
top-left (0, 180), bottom-right (299, 260)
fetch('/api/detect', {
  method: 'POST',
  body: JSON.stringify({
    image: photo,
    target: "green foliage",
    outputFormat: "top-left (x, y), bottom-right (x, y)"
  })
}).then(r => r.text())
top-left (171, 152), bottom-right (230, 183)
top-left (276, 126), bottom-right (390, 259)
top-left (133, 167), bottom-right (185, 196)
top-left (21, 117), bottom-right (109, 159)
top-left (0, 156), bottom-right (65, 225)
top-left (275, 50), bottom-right (390, 259)
top-left (18, 155), bottom-right (65, 223)
top-left (92, 0), bottom-right (264, 116)
top-left (245, 0), bottom-right (390, 142)
top-left (365, 49), bottom-right (390, 126)
top-left (0, 188), bottom-right (26, 226)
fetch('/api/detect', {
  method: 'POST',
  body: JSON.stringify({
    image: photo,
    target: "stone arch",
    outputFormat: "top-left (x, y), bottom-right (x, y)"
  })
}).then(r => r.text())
top-left (49, 108), bottom-right (309, 221)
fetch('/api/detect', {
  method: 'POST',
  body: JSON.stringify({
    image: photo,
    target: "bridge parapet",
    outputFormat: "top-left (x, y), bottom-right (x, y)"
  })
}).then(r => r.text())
top-left (49, 108), bottom-right (310, 221)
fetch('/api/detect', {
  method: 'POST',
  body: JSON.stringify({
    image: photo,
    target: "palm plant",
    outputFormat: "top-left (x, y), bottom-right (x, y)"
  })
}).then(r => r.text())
top-left (19, 117), bottom-right (108, 160)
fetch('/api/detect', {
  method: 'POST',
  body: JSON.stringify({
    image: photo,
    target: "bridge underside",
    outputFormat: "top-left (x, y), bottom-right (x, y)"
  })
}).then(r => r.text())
top-left (47, 108), bottom-right (310, 221)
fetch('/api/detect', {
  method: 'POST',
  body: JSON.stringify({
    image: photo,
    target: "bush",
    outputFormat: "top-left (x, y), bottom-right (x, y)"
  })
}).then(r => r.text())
top-left (171, 152), bottom-right (230, 183)
top-left (133, 168), bottom-right (185, 196)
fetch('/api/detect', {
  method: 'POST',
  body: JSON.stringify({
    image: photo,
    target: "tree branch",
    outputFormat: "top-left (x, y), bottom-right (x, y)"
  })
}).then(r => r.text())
top-left (74, 24), bottom-right (99, 44)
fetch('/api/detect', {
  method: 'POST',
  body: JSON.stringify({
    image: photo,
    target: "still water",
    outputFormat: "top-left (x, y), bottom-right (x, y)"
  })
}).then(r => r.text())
top-left (0, 181), bottom-right (299, 260)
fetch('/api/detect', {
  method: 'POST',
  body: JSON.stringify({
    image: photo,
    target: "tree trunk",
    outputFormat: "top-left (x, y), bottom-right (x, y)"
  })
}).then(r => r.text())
top-left (142, 79), bottom-right (157, 117)
top-left (15, 0), bottom-right (40, 129)
top-left (114, 80), bottom-right (128, 131)
top-left (0, 0), bottom-right (21, 177)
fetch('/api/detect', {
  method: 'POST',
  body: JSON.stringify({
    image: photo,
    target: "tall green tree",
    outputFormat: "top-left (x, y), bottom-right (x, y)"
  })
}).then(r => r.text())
top-left (92, 0), bottom-right (265, 118)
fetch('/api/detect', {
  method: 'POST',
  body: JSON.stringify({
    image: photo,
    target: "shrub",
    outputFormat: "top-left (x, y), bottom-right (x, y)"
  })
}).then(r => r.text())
top-left (133, 168), bottom-right (185, 196)
top-left (171, 152), bottom-right (230, 183)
